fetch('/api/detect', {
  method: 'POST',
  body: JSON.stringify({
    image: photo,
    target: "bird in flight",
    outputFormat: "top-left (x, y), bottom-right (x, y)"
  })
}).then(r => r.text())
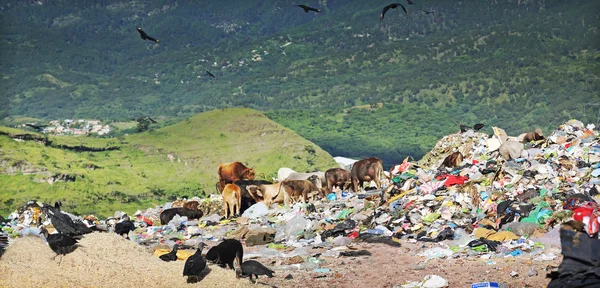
top-left (136, 27), bottom-right (159, 43)
top-left (206, 70), bottom-right (216, 79)
top-left (24, 123), bottom-right (48, 131)
top-left (381, 3), bottom-right (407, 22)
top-left (421, 9), bottom-right (436, 14)
top-left (406, 0), bottom-right (415, 4)
top-left (296, 4), bottom-right (321, 13)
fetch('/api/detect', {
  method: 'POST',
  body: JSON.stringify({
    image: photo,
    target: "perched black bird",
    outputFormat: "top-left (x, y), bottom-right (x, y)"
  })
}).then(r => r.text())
top-left (136, 27), bottom-right (159, 43)
top-left (296, 4), bottom-right (321, 13)
top-left (421, 9), bottom-right (436, 14)
top-left (39, 201), bottom-right (83, 238)
top-left (183, 242), bottom-right (207, 283)
top-left (40, 226), bottom-right (79, 259)
top-left (159, 244), bottom-right (179, 262)
top-left (114, 214), bottom-right (136, 240)
top-left (72, 219), bottom-right (93, 235)
top-left (381, 3), bottom-right (407, 22)
top-left (206, 70), bottom-right (216, 79)
top-left (474, 123), bottom-right (485, 131)
top-left (241, 260), bottom-right (274, 283)
top-left (459, 124), bottom-right (471, 133)
top-left (205, 239), bottom-right (244, 277)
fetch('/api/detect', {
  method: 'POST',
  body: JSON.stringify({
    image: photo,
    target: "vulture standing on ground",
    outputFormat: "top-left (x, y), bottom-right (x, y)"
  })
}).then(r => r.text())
top-left (296, 4), bottom-right (320, 13)
top-left (241, 260), bottom-right (275, 283)
top-left (136, 27), bottom-right (159, 43)
top-left (381, 3), bottom-right (407, 22)
top-left (39, 226), bottom-right (79, 258)
top-left (159, 244), bottom-right (179, 262)
top-left (0, 230), bottom-right (8, 259)
top-left (114, 214), bottom-right (136, 239)
top-left (183, 242), bottom-right (207, 283)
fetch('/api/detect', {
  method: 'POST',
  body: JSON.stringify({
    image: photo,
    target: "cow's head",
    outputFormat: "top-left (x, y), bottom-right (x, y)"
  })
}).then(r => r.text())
top-left (244, 168), bottom-right (256, 180)
top-left (246, 185), bottom-right (264, 202)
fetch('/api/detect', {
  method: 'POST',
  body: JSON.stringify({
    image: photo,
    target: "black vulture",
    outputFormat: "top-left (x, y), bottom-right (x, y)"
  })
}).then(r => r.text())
top-left (296, 4), bottom-right (320, 13)
top-left (205, 70), bottom-right (216, 79)
top-left (39, 227), bottom-right (79, 260)
top-left (159, 244), bottom-right (179, 262)
top-left (136, 27), bottom-right (159, 43)
top-left (241, 260), bottom-right (274, 283)
top-left (205, 239), bottom-right (244, 277)
top-left (114, 214), bottom-right (136, 240)
top-left (381, 3), bottom-right (407, 22)
top-left (459, 124), bottom-right (471, 133)
top-left (39, 202), bottom-right (83, 238)
top-left (474, 123), bottom-right (485, 131)
top-left (496, 200), bottom-right (515, 216)
top-left (406, 0), bottom-right (415, 4)
top-left (421, 9), bottom-right (436, 14)
top-left (183, 242), bottom-right (207, 283)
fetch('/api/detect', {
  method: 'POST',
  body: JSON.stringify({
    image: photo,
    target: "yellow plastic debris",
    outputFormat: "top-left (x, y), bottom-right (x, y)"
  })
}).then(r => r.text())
top-left (153, 249), bottom-right (194, 260)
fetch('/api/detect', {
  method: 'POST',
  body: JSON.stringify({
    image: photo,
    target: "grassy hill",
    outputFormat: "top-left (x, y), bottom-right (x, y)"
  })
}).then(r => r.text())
top-left (1, 0), bottom-right (598, 164)
top-left (0, 108), bottom-right (337, 217)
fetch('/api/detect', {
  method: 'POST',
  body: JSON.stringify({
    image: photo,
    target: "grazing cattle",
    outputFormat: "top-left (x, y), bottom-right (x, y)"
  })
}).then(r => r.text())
top-left (160, 208), bottom-right (204, 225)
top-left (246, 183), bottom-right (284, 206)
top-left (442, 151), bottom-right (463, 168)
top-left (217, 162), bottom-right (256, 193)
top-left (285, 172), bottom-right (326, 189)
top-left (522, 129), bottom-right (544, 143)
top-left (277, 168), bottom-right (296, 182)
top-left (350, 157), bottom-right (385, 193)
top-left (222, 184), bottom-right (242, 219)
top-left (324, 168), bottom-right (352, 194)
top-left (183, 201), bottom-right (199, 210)
top-left (233, 179), bottom-right (272, 212)
top-left (280, 180), bottom-right (319, 205)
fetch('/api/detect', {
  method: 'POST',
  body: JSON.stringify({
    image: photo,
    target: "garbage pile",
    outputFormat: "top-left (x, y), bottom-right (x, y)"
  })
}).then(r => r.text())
top-left (0, 120), bottom-right (599, 284)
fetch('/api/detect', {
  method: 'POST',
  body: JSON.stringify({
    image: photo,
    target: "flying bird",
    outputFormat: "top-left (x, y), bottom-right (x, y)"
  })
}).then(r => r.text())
top-left (183, 242), bottom-right (207, 283)
top-left (39, 201), bottom-right (85, 238)
top-left (159, 244), bottom-right (179, 262)
top-left (296, 4), bottom-right (321, 13)
top-left (381, 3), bottom-right (407, 22)
top-left (136, 27), bottom-right (159, 43)
top-left (24, 123), bottom-right (48, 131)
top-left (206, 70), bottom-right (216, 79)
top-left (406, 0), bottom-right (415, 4)
top-left (421, 9), bottom-right (436, 14)
top-left (241, 260), bottom-right (275, 283)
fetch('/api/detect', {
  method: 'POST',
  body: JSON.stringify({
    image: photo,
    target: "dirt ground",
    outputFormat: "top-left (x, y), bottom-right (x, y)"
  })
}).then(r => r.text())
top-left (0, 233), bottom-right (561, 288)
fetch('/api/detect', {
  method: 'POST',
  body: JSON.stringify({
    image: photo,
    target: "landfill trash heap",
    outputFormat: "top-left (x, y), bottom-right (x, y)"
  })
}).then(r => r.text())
top-left (1, 119), bottom-right (599, 283)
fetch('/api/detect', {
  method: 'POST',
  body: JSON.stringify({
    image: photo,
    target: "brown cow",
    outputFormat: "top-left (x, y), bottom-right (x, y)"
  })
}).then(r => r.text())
top-left (350, 157), bottom-right (385, 193)
top-left (246, 183), bottom-right (285, 206)
top-left (442, 151), bottom-right (463, 168)
top-left (183, 201), bottom-right (199, 210)
top-left (324, 168), bottom-right (352, 194)
top-left (217, 162), bottom-right (256, 193)
top-left (280, 180), bottom-right (319, 205)
top-left (222, 184), bottom-right (242, 219)
top-left (522, 129), bottom-right (544, 143)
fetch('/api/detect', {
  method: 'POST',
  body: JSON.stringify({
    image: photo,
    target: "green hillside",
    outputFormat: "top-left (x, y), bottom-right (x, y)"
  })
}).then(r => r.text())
top-left (1, 0), bottom-right (598, 163)
top-left (0, 108), bottom-right (337, 216)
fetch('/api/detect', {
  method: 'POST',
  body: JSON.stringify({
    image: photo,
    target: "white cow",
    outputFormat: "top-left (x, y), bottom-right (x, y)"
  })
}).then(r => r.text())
top-left (277, 168), bottom-right (296, 182)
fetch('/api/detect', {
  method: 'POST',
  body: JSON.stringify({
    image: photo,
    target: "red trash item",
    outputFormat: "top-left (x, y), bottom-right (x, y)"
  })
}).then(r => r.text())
top-left (347, 231), bottom-right (359, 239)
top-left (444, 175), bottom-right (469, 187)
